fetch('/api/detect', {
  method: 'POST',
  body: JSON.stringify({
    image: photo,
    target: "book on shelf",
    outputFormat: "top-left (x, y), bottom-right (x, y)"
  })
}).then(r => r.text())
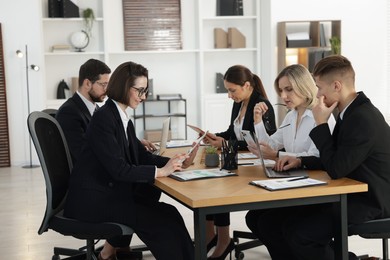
top-left (52, 44), bottom-right (71, 52)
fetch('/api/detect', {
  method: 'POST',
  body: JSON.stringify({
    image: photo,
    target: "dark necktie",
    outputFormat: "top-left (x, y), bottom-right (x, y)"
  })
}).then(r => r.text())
top-left (333, 114), bottom-right (342, 143)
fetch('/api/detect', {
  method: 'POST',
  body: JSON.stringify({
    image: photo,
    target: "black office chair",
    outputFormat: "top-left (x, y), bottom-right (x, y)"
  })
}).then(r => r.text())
top-left (42, 108), bottom-right (58, 118)
top-left (27, 111), bottom-right (140, 260)
top-left (349, 218), bottom-right (390, 260)
top-left (233, 230), bottom-right (263, 259)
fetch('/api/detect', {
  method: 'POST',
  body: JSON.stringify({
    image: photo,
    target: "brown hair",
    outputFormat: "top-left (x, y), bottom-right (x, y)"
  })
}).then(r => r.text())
top-left (78, 59), bottom-right (111, 86)
top-left (106, 61), bottom-right (148, 105)
top-left (312, 55), bottom-right (355, 83)
top-left (223, 65), bottom-right (268, 99)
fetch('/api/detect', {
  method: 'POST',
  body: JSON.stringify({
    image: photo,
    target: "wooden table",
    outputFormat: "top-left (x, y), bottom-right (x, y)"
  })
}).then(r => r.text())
top-left (156, 147), bottom-right (368, 259)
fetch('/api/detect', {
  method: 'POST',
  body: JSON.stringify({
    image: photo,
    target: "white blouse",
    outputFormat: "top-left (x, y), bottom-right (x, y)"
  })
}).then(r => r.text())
top-left (254, 109), bottom-right (336, 158)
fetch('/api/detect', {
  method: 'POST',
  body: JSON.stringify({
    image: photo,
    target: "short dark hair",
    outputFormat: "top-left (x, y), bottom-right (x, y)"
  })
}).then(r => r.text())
top-left (312, 55), bottom-right (355, 82)
top-left (106, 61), bottom-right (148, 105)
top-left (224, 65), bottom-right (268, 99)
top-left (78, 59), bottom-right (111, 86)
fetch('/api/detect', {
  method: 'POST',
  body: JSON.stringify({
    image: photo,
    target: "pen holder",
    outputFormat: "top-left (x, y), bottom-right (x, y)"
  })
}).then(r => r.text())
top-left (221, 142), bottom-right (238, 170)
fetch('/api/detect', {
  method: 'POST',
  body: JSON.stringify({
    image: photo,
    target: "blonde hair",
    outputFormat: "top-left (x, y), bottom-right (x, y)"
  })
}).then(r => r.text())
top-left (274, 64), bottom-right (317, 109)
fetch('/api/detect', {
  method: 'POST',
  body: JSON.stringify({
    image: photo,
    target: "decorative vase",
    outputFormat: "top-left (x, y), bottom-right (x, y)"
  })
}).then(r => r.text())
top-left (70, 30), bottom-right (90, 52)
top-left (205, 153), bottom-right (219, 167)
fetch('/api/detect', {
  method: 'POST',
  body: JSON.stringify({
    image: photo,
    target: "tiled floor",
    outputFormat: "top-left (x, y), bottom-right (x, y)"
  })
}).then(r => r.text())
top-left (0, 166), bottom-right (384, 259)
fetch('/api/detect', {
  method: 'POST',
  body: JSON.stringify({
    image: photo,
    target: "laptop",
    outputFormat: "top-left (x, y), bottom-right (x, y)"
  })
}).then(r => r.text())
top-left (252, 132), bottom-right (308, 178)
top-left (152, 117), bottom-right (170, 155)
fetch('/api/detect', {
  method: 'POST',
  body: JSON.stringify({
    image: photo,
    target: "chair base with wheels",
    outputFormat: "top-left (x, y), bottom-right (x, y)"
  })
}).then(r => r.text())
top-left (233, 230), bottom-right (263, 260)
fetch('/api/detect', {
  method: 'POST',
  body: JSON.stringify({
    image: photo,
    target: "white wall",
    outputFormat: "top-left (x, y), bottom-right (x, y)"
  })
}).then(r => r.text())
top-left (1, 0), bottom-right (45, 166)
top-left (1, 0), bottom-right (388, 165)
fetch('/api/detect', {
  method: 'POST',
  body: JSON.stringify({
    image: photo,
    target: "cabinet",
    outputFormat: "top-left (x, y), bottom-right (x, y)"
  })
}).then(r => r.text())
top-left (40, 0), bottom-right (263, 139)
top-left (41, 0), bottom-right (105, 104)
top-left (133, 99), bottom-right (187, 140)
top-left (276, 20), bottom-right (341, 125)
top-left (197, 0), bottom-right (261, 129)
top-left (277, 20), bottom-right (341, 72)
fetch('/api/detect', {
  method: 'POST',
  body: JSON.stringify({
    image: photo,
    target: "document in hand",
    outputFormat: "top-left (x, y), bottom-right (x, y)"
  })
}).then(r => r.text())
top-left (170, 168), bottom-right (237, 182)
top-left (249, 177), bottom-right (327, 191)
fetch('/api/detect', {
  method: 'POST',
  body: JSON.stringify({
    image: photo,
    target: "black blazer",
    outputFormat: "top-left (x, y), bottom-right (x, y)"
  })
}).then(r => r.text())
top-left (310, 92), bottom-right (390, 223)
top-left (56, 93), bottom-right (92, 164)
top-left (216, 90), bottom-right (276, 150)
top-left (64, 99), bottom-right (169, 226)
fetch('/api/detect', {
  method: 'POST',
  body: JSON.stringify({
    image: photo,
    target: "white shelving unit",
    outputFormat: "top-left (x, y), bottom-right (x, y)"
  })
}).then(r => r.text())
top-left (40, 0), bottom-right (262, 138)
top-left (197, 0), bottom-right (260, 130)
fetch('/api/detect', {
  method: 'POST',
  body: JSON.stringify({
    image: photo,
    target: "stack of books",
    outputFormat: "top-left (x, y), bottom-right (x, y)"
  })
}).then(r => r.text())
top-left (52, 44), bottom-right (71, 53)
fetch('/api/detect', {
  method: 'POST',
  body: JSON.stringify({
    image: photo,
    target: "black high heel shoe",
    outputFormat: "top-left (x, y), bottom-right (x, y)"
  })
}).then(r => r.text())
top-left (207, 234), bottom-right (218, 252)
top-left (207, 239), bottom-right (234, 260)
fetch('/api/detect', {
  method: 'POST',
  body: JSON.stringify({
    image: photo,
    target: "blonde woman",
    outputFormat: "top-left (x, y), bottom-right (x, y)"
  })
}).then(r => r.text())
top-left (248, 64), bottom-right (335, 170)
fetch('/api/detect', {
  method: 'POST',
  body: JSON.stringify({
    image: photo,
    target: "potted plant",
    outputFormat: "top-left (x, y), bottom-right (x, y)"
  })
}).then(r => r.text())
top-left (329, 36), bottom-right (341, 55)
top-left (82, 8), bottom-right (95, 37)
top-left (205, 146), bottom-right (219, 167)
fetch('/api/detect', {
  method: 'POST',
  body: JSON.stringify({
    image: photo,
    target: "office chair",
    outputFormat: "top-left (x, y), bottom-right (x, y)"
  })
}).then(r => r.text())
top-left (349, 218), bottom-right (390, 260)
top-left (27, 111), bottom-right (142, 260)
top-left (233, 230), bottom-right (263, 259)
top-left (42, 108), bottom-right (58, 118)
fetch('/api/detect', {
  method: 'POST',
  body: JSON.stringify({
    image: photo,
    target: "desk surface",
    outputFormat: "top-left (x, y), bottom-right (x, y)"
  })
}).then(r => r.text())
top-left (156, 147), bottom-right (368, 208)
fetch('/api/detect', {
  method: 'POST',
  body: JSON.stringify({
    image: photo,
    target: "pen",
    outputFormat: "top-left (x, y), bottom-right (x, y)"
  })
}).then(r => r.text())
top-left (238, 163), bottom-right (254, 166)
top-left (287, 176), bottom-right (308, 182)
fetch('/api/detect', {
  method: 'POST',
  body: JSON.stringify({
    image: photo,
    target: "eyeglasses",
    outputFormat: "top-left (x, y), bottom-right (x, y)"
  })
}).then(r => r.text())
top-left (131, 86), bottom-right (148, 98)
top-left (94, 81), bottom-right (108, 89)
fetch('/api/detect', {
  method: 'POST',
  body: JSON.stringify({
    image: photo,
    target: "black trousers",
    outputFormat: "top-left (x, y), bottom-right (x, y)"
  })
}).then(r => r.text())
top-left (206, 213), bottom-right (230, 227)
top-left (134, 201), bottom-right (194, 260)
top-left (107, 183), bottom-right (162, 249)
top-left (245, 204), bottom-right (335, 260)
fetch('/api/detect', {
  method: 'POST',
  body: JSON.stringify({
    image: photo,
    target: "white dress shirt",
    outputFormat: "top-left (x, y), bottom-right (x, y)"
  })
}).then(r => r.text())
top-left (254, 109), bottom-right (336, 158)
top-left (112, 100), bottom-right (158, 177)
top-left (77, 91), bottom-right (96, 116)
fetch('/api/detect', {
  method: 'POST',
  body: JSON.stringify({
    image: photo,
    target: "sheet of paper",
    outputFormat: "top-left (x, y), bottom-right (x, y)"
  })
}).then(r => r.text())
top-left (170, 168), bottom-right (237, 181)
top-left (250, 177), bottom-right (327, 191)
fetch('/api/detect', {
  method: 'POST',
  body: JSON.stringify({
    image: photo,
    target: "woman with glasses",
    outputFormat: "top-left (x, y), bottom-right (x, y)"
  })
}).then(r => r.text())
top-left (203, 65), bottom-right (276, 260)
top-left (248, 64), bottom-right (335, 162)
top-left (64, 61), bottom-right (197, 260)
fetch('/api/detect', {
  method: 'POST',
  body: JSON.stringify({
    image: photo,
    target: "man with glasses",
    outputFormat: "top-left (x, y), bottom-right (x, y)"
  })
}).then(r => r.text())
top-left (56, 59), bottom-right (151, 259)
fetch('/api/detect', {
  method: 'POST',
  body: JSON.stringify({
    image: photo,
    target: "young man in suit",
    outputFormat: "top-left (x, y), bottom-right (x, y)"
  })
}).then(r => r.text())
top-left (56, 59), bottom-right (154, 259)
top-left (246, 55), bottom-right (390, 259)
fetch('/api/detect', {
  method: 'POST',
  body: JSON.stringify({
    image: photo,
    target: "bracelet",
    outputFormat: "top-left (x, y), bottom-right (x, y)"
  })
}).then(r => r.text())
top-left (276, 151), bottom-right (280, 158)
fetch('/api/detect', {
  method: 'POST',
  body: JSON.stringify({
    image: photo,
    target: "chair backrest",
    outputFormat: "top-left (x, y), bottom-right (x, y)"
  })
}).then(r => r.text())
top-left (27, 111), bottom-right (73, 235)
top-left (42, 108), bottom-right (58, 118)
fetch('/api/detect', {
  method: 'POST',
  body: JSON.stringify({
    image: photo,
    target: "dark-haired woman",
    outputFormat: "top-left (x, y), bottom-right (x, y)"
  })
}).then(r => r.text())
top-left (203, 65), bottom-right (276, 260)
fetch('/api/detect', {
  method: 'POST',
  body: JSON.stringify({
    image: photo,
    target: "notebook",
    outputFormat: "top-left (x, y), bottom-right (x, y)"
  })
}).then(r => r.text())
top-left (152, 117), bottom-right (170, 155)
top-left (252, 132), bottom-right (308, 178)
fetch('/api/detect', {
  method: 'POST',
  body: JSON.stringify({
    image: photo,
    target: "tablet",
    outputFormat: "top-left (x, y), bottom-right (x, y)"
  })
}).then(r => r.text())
top-left (178, 131), bottom-right (208, 163)
top-left (241, 130), bottom-right (256, 147)
top-left (187, 124), bottom-right (215, 139)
